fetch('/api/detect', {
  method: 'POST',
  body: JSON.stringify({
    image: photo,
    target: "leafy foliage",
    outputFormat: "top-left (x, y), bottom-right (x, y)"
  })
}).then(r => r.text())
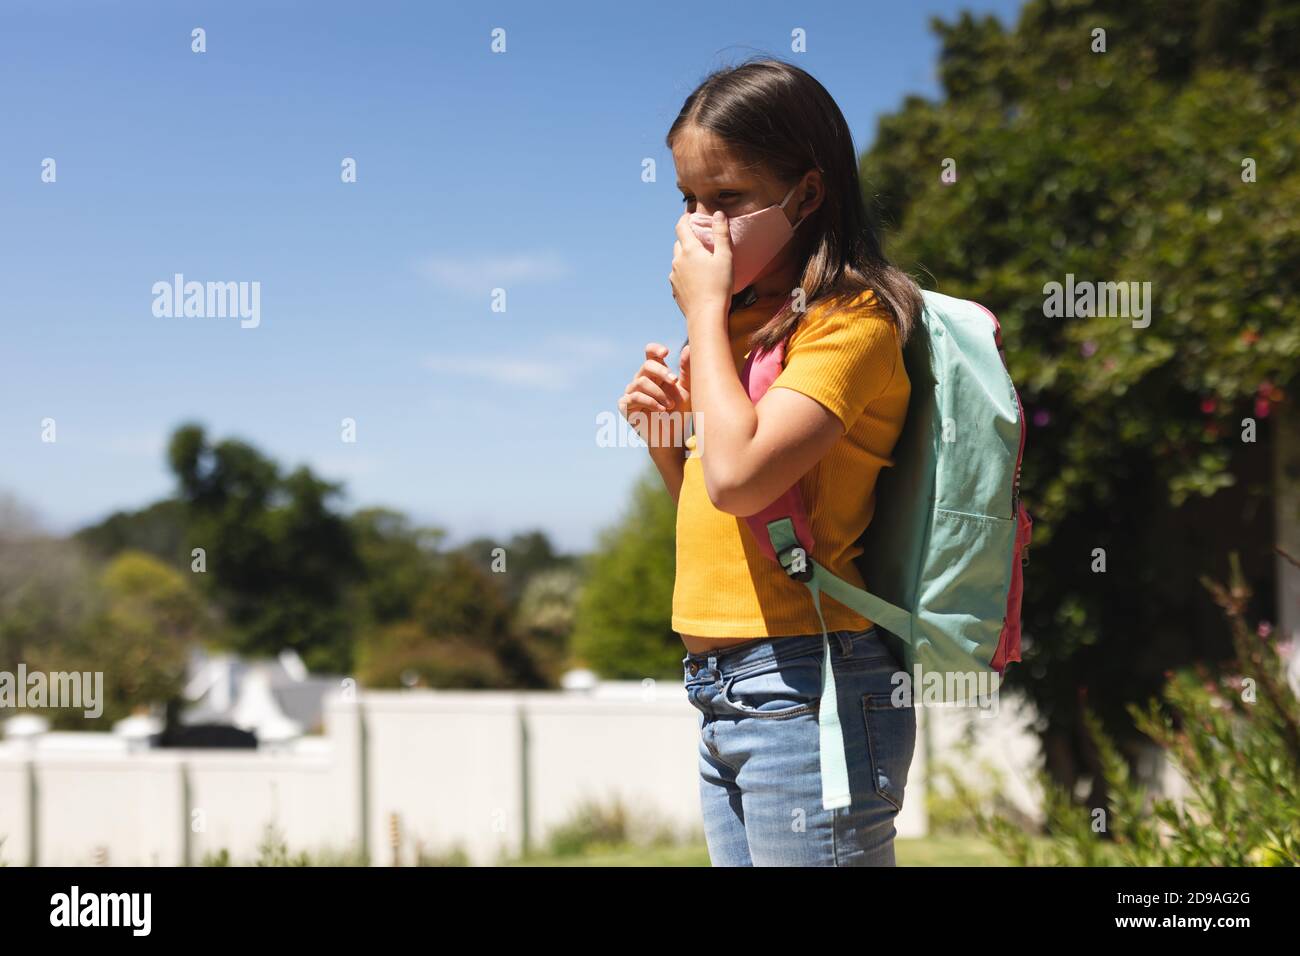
top-left (1, 548), bottom-right (210, 730)
top-left (864, 0), bottom-right (1300, 781)
top-left (570, 469), bottom-right (680, 678)
top-left (971, 553), bottom-right (1299, 865)
top-left (168, 423), bottom-right (363, 673)
top-left (0, 523), bottom-right (99, 681)
top-left (75, 499), bottom-right (189, 568)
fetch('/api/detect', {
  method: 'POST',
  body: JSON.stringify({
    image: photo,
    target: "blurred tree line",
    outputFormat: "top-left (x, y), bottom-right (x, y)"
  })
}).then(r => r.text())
top-left (0, 423), bottom-right (581, 728)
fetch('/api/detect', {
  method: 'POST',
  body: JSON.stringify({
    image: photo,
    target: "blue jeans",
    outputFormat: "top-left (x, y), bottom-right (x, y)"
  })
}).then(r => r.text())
top-left (682, 626), bottom-right (916, 866)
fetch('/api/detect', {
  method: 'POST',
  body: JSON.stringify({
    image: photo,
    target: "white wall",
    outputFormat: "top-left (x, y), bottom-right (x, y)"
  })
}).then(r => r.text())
top-left (922, 691), bottom-right (1043, 821)
top-left (0, 681), bottom-right (1006, 866)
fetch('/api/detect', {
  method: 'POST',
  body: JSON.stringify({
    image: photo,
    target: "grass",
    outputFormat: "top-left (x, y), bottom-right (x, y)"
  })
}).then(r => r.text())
top-left (896, 835), bottom-right (1013, 866)
top-left (507, 835), bottom-right (1012, 866)
top-left (186, 834), bottom-right (1011, 867)
top-left (193, 801), bottom-right (1018, 866)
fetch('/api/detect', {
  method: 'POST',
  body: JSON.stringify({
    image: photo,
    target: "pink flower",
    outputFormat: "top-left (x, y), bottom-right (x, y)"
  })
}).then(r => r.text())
top-left (1032, 409), bottom-right (1051, 427)
top-left (1080, 340), bottom-right (1098, 357)
top-left (1200, 397), bottom-right (1217, 415)
top-left (1255, 397), bottom-right (1271, 419)
top-left (1257, 620), bottom-right (1273, 638)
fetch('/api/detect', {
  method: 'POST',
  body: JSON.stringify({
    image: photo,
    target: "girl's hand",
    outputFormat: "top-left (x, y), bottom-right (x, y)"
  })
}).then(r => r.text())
top-left (618, 343), bottom-right (691, 450)
top-left (670, 211), bottom-right (732, 331)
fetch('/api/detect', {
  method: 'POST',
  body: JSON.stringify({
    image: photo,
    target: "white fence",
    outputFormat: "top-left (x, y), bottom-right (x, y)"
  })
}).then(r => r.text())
top-left (0, 684), bottom-right (1047, 866)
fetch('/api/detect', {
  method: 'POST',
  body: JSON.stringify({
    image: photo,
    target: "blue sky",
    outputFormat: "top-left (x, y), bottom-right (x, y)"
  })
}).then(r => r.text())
top-left (0, 0), bottom-right (1023, 552)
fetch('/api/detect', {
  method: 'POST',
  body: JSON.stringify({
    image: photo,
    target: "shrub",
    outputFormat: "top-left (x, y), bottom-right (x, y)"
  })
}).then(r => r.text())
top-left (973, 552), bottom-right (1300, 865)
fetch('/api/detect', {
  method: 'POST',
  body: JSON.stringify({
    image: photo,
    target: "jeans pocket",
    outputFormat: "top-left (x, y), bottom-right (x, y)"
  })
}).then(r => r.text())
top-left (718, 657), bottom-right (821, 720)
top-left (861, 693), bottom-right (917, 811)
top-left (831, 626), bottom-right (897, 671)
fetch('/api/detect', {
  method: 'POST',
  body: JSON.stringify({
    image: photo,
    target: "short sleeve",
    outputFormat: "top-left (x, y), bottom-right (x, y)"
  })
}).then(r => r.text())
top-left (767, 292), bottom-right (902, 431)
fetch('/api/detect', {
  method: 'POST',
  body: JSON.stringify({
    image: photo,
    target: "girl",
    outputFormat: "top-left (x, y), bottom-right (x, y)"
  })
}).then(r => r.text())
top-left (618, 58), bottom-right (923, 866)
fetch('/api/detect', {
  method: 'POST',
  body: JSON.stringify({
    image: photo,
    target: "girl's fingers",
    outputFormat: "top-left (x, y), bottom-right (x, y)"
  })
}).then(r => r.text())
top-left (620, 392), bottom-right (670, 419)
top-left (625, 344), bottom-right (689, 417)
top-left (623, 392), bottom-right (665, 411)
top-left (640, 358), bottom-right (678, 387)
top-left (628, 375), bottom-right (672, 409)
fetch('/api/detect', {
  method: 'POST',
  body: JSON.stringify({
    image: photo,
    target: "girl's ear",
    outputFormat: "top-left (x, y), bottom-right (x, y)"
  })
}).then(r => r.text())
top-left (794, 169), bottom-right (825, 223)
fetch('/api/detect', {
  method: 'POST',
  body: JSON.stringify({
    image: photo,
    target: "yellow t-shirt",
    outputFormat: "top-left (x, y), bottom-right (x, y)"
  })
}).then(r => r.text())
top-left (672, 288), bottom-right (911, 638)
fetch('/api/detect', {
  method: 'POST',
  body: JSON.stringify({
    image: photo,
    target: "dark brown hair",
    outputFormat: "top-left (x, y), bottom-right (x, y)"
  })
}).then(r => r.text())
top-left (666, 57), bottom-right (921, 349)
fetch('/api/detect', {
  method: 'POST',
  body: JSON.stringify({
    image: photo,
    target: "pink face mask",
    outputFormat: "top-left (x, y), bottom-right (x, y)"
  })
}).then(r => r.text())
top-left (688, 180), bottom-right (805, 295)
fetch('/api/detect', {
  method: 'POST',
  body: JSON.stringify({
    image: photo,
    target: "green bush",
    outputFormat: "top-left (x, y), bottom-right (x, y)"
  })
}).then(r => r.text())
top-left (927, 740), bottom-right (1025, 837)
top-left (974, 553), bottom-right (1300, 865)
top-left (539, 794), bottom-right (683, 859)
top-left (199, 823), bottom-right (367, 867)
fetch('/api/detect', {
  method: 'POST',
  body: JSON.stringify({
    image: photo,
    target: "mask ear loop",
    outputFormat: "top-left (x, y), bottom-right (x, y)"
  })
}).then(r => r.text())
top-left (779, 178), bottom-right (808, 230)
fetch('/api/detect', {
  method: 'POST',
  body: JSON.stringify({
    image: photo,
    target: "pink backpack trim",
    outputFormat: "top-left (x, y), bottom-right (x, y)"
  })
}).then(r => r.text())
top-left (975, 302), bottom-right (1031, 673)
top-left (738, 341), bottom-right (815, 563)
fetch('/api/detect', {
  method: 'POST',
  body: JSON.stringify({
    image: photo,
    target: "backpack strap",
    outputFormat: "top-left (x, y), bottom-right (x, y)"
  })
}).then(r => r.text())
top-left (735, 320), bottom-right (917, 810)
top-left (738, 342), bottom-right (815, 562)
top-left (765, 517), bottom-right (915, 811)
top-left (766, 518), bottom-right (913, 639)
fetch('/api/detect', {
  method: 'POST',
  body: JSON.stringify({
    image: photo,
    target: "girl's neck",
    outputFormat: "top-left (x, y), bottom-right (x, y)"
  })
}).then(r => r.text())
top-left (728, 262), bottom-right (800, 344)
top-left (750, 254), bottom-right (800, 304)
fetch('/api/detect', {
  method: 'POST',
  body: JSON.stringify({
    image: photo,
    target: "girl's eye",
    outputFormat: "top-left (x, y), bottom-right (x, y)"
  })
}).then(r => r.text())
top-left (681, 193), bottom-right (737, 207)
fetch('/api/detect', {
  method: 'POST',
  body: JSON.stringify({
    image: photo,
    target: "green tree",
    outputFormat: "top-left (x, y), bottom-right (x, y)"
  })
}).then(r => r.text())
top-left (12, 551), bottom-right (210, 730)
top-left (167, 424), bottom-right (362, 673)
top-left (571, 470), bottom-right (679, 679)
top-left (514, 566), bottom-right (583, 684)
top-left (516, 566), bottom-right (582, 641)
top-left (0, 501), bottom-right (99, 691)
top-left (862, 0), bottom-right (1300, 791)
top-left (349, 510), bottom-right (553, 689)
top-left (456, 530), bottom-right (577, 606)
top-left (82, 551), bottom-right (209, 728)
top-left (75, 499), bottom-right (188, 569)
top-left (349, 507), bottom-right (445, 627)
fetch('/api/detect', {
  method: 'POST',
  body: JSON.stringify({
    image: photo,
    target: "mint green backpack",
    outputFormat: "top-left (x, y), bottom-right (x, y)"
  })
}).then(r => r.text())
top-left (740, 289), bottom-right (1032, 810)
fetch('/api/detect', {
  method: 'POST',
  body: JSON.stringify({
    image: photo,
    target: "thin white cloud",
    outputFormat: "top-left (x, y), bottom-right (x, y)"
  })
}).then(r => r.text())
top-left (312, 453), bottom-right (383, 480)
top-left (418, 252), bottom-right (568, 295)
top-left (425, 354), bottom-right (568, 391)
top-left (104, 431), bottom-right (166, 458)
top-left (543, 334), bottom-right (620, 363)
top-left (423, 335), bottom-right (619, 393)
